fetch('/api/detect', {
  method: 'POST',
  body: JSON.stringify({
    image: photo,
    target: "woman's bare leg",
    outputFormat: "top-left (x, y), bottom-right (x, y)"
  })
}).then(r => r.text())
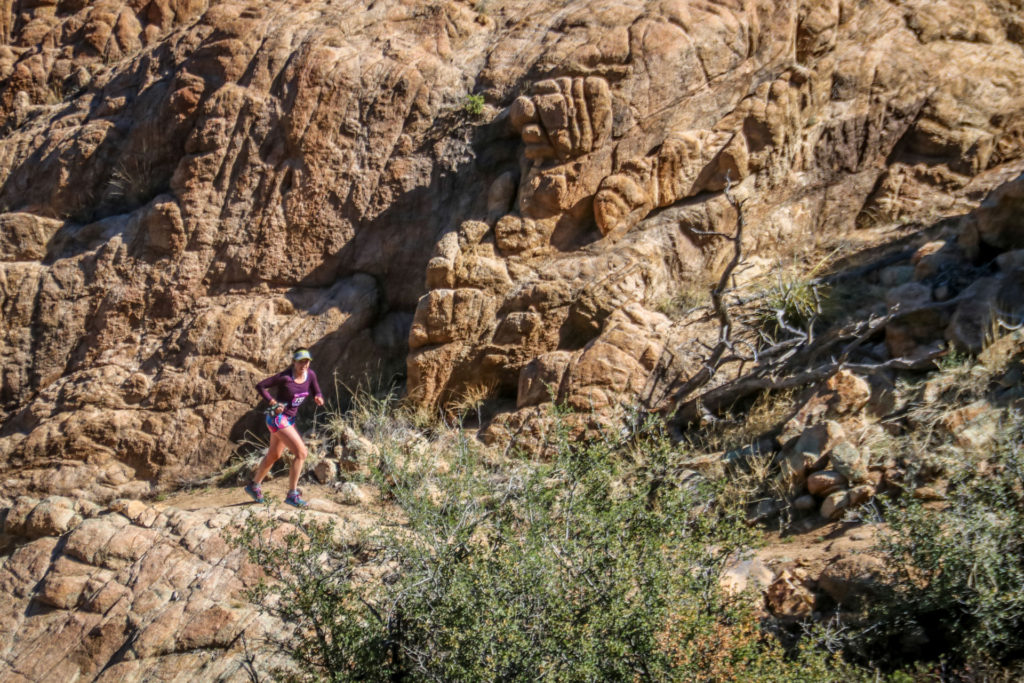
top-left (252, 431), bottom-right (286, 484)
top-left (275, 424), bottom-right (308, 492)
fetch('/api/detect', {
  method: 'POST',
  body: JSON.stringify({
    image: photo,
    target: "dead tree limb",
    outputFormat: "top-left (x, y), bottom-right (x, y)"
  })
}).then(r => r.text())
top-left (651, 175), bottom-right (964, 428)
top-left (672, 347), bottom-right (944, 425)
top-left (659, 175), bottom-right (747, 406)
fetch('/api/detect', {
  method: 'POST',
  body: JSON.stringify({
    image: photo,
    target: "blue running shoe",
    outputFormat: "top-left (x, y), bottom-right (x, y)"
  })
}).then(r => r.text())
top-left (244, 481), bottom-right (264, 503)
top-left (284, 489), bottom-right (308, 508)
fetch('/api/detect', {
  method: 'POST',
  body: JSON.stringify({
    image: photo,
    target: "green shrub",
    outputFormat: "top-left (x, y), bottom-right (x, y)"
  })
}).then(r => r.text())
top-left (858, 417), bottom-right (1024, 672)
top-left (234, 409), bottom-right (862, 681)
top-left (464, 93), bottom-right (485, 117)
top-left (757, 273), bottom-right (825, 339)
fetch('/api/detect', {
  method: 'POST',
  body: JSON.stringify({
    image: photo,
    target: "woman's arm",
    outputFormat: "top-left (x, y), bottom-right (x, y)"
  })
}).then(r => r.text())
top-left (310, 370), bottom-right (324, 406)
top-left (256, 373), bottom-right (282, 404)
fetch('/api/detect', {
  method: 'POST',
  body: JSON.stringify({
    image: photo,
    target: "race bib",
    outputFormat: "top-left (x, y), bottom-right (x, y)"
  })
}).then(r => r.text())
top-left (291, 392), bottom-right (309, 407)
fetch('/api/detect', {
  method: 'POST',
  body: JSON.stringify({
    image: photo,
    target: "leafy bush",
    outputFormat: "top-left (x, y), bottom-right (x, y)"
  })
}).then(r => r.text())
top-left (235, 409), bottom-right (861, 681)
top-left (464, 93), bottom-right (485, 117)
top-left (859, 418), bottom-right (1024, 672)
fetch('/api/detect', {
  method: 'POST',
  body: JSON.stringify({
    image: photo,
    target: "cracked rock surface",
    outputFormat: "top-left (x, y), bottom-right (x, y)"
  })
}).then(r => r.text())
top-left (0, 487), bottom-right (374, 682)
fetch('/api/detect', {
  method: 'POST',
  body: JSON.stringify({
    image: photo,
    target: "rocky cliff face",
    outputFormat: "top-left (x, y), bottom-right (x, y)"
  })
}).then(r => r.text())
top-left (0, 0), bottom-right (500, 499)
top-left (0, 0), bottom-right (1023, 501)
top-left (409, 0), bottom-right (1024, 443)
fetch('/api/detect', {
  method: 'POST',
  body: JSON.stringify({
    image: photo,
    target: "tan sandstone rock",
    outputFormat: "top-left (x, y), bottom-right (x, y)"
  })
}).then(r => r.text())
top-left (0, 496), bottom-right (376, 680)
top-left (807, 471), bottom-right (848, 498)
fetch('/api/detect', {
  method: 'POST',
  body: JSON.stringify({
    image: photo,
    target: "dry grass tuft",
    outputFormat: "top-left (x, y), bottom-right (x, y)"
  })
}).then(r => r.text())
top-left (445, 379), bottom-right (498, 423)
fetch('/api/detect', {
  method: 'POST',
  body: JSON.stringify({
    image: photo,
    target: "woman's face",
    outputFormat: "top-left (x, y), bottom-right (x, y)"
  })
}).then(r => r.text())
top-left (293, 358), bottom-right (311, 374)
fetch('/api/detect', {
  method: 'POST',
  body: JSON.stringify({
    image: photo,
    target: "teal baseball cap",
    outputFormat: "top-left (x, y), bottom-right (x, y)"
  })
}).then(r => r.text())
top-left (293, 349), bottom-right (312, 361)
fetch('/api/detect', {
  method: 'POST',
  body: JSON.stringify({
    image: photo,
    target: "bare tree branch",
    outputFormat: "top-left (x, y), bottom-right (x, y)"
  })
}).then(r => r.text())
top-left (671, 346), bottom-right (944, 424)
top-left (645, 179), bottom-right (965, 429)
top-left (659, 174), bottom-right (747, 405)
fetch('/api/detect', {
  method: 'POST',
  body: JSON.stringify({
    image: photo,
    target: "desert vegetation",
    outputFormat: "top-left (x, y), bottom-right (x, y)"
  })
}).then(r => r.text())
top-left (230, 186), bottom-right (1024, 678)
top-left (234, 338), bottom-right (1024, 681)
top-left (235, 396), bottom-right (852, 681)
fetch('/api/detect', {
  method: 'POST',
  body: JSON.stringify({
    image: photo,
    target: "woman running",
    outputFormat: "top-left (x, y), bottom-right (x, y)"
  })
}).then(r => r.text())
top-left (244, 348), bottom-right (324, 507)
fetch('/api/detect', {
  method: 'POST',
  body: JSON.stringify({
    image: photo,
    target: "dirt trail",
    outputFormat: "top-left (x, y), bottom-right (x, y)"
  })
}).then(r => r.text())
top-left (153, 481), bottom-right (340, 512)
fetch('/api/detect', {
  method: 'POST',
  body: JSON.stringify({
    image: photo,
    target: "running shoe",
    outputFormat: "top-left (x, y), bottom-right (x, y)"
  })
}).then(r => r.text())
top-left (244, 481), bottom-right (264, 503)
top-left (284, 489), bottom-right (308, 508)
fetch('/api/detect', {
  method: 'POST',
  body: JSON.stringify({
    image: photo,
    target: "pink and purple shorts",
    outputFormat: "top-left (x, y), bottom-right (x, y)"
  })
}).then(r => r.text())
top-left (266, 412), bottom-right (295, 433)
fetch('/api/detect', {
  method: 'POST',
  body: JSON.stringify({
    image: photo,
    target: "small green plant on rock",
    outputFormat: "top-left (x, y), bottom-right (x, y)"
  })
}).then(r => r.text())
top-left (463, 93), bottom-right (485, 117)
top-left (107, 154), bottom-right (157, 207)
top-left (44, 80), bottom-right (66, 105)
top-left (657, 281), bottom-right (712, 320)
top-left (757, 271), bottom-right (825, 339)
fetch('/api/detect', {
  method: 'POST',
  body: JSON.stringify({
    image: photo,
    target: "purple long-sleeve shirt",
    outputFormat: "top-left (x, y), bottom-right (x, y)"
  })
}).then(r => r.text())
top-left (256, 369), bottom-right (323, 419)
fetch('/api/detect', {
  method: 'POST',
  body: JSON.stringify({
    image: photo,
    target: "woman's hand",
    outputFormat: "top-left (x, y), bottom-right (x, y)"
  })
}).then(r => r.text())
top-left (314, 396), bottom-right (324, 407)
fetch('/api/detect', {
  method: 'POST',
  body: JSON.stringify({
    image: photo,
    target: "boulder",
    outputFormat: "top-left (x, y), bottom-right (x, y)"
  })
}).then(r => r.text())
top-left (913, 485), bottom-right (948, 501)
top-left (807, 470), bottom-right (848, 497)
top-left (878, 264), bottom-right (915, 287)
top-left (946, 277), bottom-right (1002, 352)
top-left (336, 425), bottom-right (379, 463)
top-left (790, 421), bottom-right (846, 464)
top-left (847, 484), bottom-right (876, 507)
top-left (825, 372), bottom-right (871, 416)
top-left (995, 249), bottom-right (1024, 272)
top-left (778, 421), bottom-right (843, 491)
top-left (792, 494), bottom-right (818, 512)
top-left (312, 458), bottom-right (338, 485)
top-left (828, 442), bottom-right (869, 484)
top-left (109, 499), bottom-right (160, 528)
top-left (2, 496), bottom-right (40, 538)
top-left (721, 557), bottom-right (776, 597)
top-left (337, 482), bottom-right (370, 506)
top-left (747, 499), bottom-right (780, 525)
top-left (765, 569), bottom-right (815, 619)
top-left (940, 399), bottom-right (1000, 451)
top-left (885, 282), bottom-right (933, 311)
top-left (820, 490), bottom-right (850, 520)
top-left (911, 241), bottom-right (965, 281)
top-left (971, 174), bottom-right (1024, 249)
top-left (36, 569), bottom-right (91, 610)
top-left (778, 379), bottom-right (868, 452)
top-left (776, 450), bottom-right (818, 494)
top-left (25, 496), bottom-right (82, 538)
